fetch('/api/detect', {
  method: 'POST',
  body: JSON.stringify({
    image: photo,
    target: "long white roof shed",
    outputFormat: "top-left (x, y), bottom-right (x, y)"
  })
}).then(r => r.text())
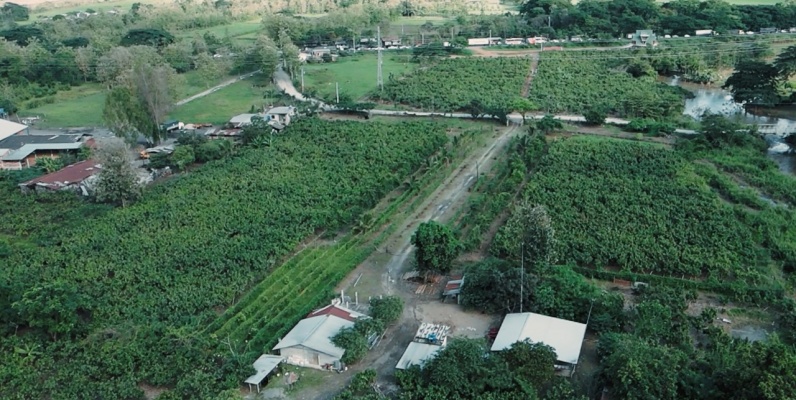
top-left (490, 312), bottom-right (587, 365)
top-left (272, 314), bottom-right (354, 359)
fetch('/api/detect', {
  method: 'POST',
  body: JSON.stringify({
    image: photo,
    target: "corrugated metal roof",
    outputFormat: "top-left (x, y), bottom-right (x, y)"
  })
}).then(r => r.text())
top-left (272, 315), bottom-right (353, 358)
top-left (244, 354), bottom-right (283, 385)
top-left (307, 304), bottom-right (365, 323)
top-left (0, 133), bottom-right (82, 150)
top-left (396, 342), bottom-right (442, 370)
top-left (0, 119), bottom-right (27, 142)
top-left (266, 106), bottom-right (295, 115)
top-left (2, 142), bottom-right (84, 161)
top-left (21, 159), bottom-right (101, 189)
top-left (490, 312), bottom-right (587, 365)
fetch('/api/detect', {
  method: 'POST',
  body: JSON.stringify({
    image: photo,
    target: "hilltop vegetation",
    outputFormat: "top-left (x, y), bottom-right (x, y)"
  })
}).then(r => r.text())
top-left (0, 119), bottom-right (448, 399)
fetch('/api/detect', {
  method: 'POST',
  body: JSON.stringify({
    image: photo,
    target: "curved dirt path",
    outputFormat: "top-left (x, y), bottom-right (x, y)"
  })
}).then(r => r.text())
top-left (174, 70), bottom-right (259, 106)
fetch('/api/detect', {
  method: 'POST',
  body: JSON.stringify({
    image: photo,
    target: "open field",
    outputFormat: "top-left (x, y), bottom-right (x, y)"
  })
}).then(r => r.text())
top-left (18, 71), bottom-right (243, 127)
top-left (168, 77), bottom-right (272, 124)
top-left (301, 52), bottom-right (416, 101)
top-left (24, 0), bottom-right (156, 18)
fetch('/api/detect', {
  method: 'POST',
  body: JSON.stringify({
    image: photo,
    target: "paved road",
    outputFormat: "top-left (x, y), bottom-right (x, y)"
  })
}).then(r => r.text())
top-left (174, 70), bottom-right (260, 106)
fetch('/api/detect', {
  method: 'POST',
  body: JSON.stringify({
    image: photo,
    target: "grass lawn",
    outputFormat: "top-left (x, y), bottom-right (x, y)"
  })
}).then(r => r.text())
top-left (302, 52), bottom-right (416, 101)
top-left (168, 77), bottom-right (272, 124)
top-left (21, 84), bottom-right (106, 128)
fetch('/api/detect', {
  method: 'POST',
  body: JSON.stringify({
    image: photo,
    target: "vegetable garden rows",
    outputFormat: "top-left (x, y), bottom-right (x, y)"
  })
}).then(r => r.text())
top-left (210, 124), bottom-right (487, 354)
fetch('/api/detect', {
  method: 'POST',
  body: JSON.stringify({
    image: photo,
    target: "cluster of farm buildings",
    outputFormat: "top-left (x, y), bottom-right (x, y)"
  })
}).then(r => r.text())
top-left (243, 286), bottom-right (588, 394)
top-left (0, 105), bottom-right (296, 194)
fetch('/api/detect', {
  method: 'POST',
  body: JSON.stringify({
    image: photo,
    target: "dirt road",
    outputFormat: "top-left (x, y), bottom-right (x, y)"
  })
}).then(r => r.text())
top-left (173, 70), bottom-right (259, 106)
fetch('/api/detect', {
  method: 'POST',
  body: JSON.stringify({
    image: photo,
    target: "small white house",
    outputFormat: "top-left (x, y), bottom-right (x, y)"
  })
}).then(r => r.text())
top-left (272, 302), bottom-right (365, 369)
top-left (265, 106), bottom-right (296, 126)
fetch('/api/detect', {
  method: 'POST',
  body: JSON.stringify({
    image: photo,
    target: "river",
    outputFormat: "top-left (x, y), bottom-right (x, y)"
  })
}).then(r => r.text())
top-left (668, 76), bottom-right (796, 174)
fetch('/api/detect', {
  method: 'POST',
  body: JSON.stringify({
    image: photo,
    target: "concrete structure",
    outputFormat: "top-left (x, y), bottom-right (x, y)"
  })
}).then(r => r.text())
top-left (382, 36), bottom-right (402, 47)
top-left (0, 119), bottom-right (28, 142)
top-left (272, 302), bottom-right (365, 369)
top-left (0, 134), bottom-right (87, 170)
top-left (265, 106), bottom-right (296, 126)
top-left (504, 38), bottom-right (526, 45)
top-left (630, 30), bottom-right (658, 47)
top-left (695, 29), bottom-right (714, 36)
top-left (19, 159), bottom-right (101, 195)
top-left (244, 354), bottom-right (284, 393)
top-left (396, 322), bottom-right (450, 369)
top-left (491, 312), bottom-right (587, 373)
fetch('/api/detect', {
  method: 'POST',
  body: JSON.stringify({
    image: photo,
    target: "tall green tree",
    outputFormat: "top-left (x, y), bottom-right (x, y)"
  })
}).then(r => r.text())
top-left (255, 34), bottom-right (279, 79)
top-left (723, 60), bottom-right (782, 107)
top-left (774, 44), bottom-right (796, 79)
top-left (93, 141), bottom-right (142, 207)
top-left (492, 201), bottom-right (557, 267)
top-left (499, 340), bottom-right (557, 390)
top-left (411, 221), bottom-right (462, 276)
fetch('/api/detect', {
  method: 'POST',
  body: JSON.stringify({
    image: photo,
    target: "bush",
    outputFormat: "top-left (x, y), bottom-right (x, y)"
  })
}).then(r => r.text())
top-left (369, 296), bottom-right (403, 325)
top-left (584, 107), bottom-right (607, 125)
top-left (332, 327), bottom-right (368, 364)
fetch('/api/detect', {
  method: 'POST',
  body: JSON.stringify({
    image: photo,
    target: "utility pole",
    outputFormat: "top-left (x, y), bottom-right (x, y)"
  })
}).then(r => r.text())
top-left (377, 25), bottom-right (383, 90)
top-left (300, 67), bottom-right (305, 92)
top-left (336, 82), bottom-right (339, 104)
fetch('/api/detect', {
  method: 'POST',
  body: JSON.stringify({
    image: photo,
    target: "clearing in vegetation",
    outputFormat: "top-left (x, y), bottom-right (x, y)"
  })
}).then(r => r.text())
top-left (375, 57), bottom-right (529, 112)
top-left (168, 78), bottom-right (275, 124)
top-left (301, 52), bottom-right (416, 102)
top-left (530, 52), bottom-right (686, 118)
top-left (493, 135), bottom-right (796, 283)
top-left (0, 119), bottom-right (448, 398)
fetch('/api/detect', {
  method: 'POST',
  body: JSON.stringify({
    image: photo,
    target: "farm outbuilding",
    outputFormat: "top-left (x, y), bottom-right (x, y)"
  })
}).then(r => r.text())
top-left (396, 322), bottom-right (450, 370)
top-left (272, 302), bottom-right (365, 369)
top-left (19, 159), bottom-right (101, 195)
top-left (244, 354), bottom-right (284, 393)
top-left (491, 312), bottom-right (587, 374)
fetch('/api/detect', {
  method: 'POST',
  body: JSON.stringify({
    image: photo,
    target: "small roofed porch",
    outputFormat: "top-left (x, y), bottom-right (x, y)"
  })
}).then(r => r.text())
top-left (244, 354), bottom-right (284, 393)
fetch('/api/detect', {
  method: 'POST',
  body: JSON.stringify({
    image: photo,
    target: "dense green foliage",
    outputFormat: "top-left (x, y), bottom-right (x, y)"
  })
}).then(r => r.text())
top-left (411, 221), bottom-right (462, 275)
top-left (0, 119), bottom-right (447, 399)
top-left (597, 286), bottom-right (796, 400)
top-left (500, 135), bottom-right (796, 281)
top-left (531, 52), bottom-right (686, 118)
top-left (520, 0), bottom-right (796, 38)
top-left (376, 58), bottom-right (529, 113)
top-left (369, 296), bottom-right (403, 325)
top-left (397, 337), bottom-right (582, 400)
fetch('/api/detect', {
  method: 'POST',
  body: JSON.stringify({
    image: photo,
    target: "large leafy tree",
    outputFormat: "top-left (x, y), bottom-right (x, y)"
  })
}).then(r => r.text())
top-left (460, 259), bottom-right (536, 314)
top-left (499, 340), bottom-right (557, 389)
top-left (722, 60), bottom-right (782, 107)
top-left (120, 28), bottom-right (175, 48)
top-left (1, 2), bottom-right (29, 21)
top-left (492, 201), bottom-right (557, 267)
top-left (774, 44), bottom-right (796, 79)
top-left (410, 221), bottom-right (462, 275)
top-left (93, 141), bottom-right (142, 207)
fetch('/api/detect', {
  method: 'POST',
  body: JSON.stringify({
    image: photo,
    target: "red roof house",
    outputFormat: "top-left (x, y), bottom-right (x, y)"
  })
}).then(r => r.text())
top-left (19, 159), bottom-right (102, 195)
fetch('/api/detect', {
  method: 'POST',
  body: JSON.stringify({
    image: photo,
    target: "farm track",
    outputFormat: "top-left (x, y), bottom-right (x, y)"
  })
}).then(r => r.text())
top-left (521, 54), bottom-right (539, 97)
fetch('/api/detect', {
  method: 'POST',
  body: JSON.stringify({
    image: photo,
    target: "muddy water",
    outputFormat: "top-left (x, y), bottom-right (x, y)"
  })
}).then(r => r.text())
top-left (668, 76), bottom-right (796, 174)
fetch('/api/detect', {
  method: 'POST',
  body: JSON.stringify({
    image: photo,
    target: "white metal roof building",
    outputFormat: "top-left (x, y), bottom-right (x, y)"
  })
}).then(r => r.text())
top-left (490, 312), bottom-right (587, 365)
top-left (0, 119), bottom-right (28, 142)
top-left (272, 304), bottom-right (365, 369)
top-left (396, 342), bottom-right (442, 370)
top-left (244, 354), bottom-right (284, 393)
